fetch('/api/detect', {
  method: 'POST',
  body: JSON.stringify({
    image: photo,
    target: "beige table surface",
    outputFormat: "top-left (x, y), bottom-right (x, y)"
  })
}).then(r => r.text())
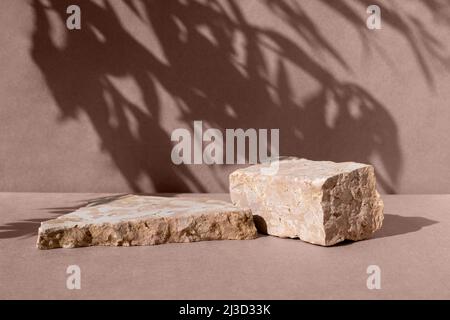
top-left (0, 193), bottom-right (449, 300)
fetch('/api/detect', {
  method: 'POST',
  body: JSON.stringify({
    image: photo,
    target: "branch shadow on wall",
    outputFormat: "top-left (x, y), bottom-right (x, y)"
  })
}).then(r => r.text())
top-left (29, 0), bottom-right (450, 193)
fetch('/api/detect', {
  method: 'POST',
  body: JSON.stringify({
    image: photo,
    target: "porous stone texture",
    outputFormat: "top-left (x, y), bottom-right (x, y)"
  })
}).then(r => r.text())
top-left (230, 158), bottom-right (384, 246)
top-left (37, 195), bottom-right (257, 249)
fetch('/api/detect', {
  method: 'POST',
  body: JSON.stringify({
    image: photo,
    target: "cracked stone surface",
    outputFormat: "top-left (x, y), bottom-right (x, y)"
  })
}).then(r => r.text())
top-left (37, 195), bottom-right (257, 249)
top-left (230, 158), bottom-right (384, 246)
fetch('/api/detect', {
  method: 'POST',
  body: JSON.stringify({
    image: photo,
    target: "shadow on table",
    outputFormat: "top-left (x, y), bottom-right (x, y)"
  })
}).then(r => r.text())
top-left (253, 213), bottom-right (438, 244)
top-left (0, 194), bottom-right (128, 239)
top-left (372, 214), bottom-right (438, 239)
top-left (0, 201), bottom-right (439, 241)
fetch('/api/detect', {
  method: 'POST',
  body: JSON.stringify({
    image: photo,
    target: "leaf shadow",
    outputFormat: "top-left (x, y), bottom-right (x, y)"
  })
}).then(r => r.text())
top-left (28, 0), bottom-right (450, 194)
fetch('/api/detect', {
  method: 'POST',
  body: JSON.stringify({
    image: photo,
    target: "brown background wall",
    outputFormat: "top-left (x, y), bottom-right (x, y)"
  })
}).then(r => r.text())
top-left (1, 0), bottom-right (449, 194)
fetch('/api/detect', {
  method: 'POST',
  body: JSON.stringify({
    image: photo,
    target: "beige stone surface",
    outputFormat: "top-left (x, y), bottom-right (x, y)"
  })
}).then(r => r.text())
top-left (37, 195), bottom-right (257, 249)
top-left (230, 158), bottom-right (384, 246)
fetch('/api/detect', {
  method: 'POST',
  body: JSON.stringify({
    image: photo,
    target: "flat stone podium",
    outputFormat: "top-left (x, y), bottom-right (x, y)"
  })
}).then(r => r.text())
top-left (37, 195), bottom-right (257, 249)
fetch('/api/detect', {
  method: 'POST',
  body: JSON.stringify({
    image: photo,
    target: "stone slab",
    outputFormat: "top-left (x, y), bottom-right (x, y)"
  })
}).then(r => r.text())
top-left (37, 195), bottom-right (257, 249)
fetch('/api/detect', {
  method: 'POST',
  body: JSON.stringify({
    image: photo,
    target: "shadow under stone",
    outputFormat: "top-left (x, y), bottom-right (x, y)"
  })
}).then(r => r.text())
top-left (372, 213), bottom-right (438, 239)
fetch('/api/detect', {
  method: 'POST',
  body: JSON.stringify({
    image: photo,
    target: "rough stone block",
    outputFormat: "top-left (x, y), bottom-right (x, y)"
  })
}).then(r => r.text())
top-left (37, 195), bottom-right (257, 249)
top-left (230, 158), bottom-right (384, 246)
